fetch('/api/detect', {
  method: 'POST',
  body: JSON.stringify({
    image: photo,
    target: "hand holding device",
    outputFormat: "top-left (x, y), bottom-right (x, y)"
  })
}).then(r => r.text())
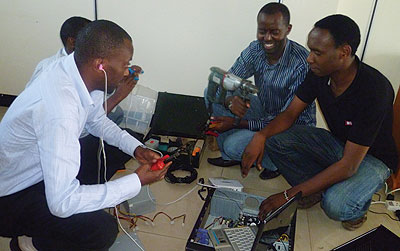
top-left (128, 65), bottom-right (144, 81)
top-left (135, 162), bottom-right (170, 185)
top-left (150, 155), bottom-right (171, 171)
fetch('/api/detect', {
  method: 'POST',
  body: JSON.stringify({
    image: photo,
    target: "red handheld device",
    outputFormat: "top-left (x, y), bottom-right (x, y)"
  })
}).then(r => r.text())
top-left (150, 155), bottom-right (170, 171)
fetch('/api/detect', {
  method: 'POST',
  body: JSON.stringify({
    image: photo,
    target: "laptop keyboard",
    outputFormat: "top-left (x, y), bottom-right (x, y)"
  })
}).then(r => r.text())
top-left (224, 227), bottom-right (256, 251)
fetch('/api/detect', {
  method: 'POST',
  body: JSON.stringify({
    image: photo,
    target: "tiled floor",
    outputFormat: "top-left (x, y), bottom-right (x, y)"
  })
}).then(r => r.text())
top-left (1, 105), bottom-right (399, 250)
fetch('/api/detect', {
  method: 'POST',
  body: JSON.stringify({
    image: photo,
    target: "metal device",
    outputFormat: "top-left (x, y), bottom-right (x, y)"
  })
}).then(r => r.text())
top-left (206, 67), bottom-right (258, 105)
top-left (206, 67), bottom-right (259, 126)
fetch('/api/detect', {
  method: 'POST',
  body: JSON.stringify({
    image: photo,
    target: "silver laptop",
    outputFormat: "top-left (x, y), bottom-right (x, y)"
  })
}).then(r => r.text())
top-left (209, 192), bottom-right (301, 251)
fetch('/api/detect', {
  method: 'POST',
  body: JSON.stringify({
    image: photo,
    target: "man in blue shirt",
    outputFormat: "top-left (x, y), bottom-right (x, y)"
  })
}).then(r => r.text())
top-left (205, 3), bottom-right (316, 179)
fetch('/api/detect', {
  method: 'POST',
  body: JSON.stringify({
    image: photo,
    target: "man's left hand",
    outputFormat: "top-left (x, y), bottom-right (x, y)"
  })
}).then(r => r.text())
top-left (134, 146), bottom-right (160, 165)
top-left (258, 192), bottom-right (287, 220)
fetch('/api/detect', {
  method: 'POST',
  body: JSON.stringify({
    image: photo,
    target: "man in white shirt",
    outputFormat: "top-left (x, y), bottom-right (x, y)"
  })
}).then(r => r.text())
top-left (0, 20), bottom-right (167, 251)
top-left (28, 16), bottom-right (144, 185)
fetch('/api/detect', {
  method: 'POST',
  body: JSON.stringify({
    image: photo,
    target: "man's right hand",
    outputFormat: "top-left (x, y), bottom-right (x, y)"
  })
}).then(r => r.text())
top-left (135, 162), bottom-right (171, 186)
top-left (241, 132), bottom-right (266, 178)
top-left (226, 96), bottom-right (250, 118)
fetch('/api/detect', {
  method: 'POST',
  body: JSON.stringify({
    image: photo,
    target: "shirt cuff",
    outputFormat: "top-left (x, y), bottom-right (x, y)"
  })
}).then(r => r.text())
top-left (111, 173), bottom-right (142, 202)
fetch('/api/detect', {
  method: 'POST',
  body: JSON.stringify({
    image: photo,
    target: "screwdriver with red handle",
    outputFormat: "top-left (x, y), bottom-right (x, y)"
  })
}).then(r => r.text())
top-left (150, 155), bottom-right (170, 171)
top-left (150, 148), bottom-right (183, 171)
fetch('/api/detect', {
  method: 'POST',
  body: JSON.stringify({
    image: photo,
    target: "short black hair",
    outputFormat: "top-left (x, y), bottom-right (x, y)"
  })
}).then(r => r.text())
top-left (60, 16), bottom-right (91, 46)
top-left (258, 3), bottom-right (290, 25)
top-left (74, 20), bottom-right (132, 65)
top-left (314, 14), bottom-right (360, 56)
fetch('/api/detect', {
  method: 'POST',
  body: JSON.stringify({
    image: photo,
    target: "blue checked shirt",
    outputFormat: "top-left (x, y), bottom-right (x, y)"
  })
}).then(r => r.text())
top-left (229, 39), bottom-right (316, 131)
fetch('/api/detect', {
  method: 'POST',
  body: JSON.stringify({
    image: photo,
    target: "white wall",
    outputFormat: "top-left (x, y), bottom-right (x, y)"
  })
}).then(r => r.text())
top-left (362, 0), bottom-right (400, 94)
top-left (284, 0), bottom-right (339, 47)
top-left (336, 0), bottom-right (376, 59)
top-left (97, 0), bottom-right (271, 97)
top-left (0, 0), bottom-right (94, 95)
top-left (96, 0), bottom-right (342, 97)
top-left (0, 0), bottom-right (399, 116)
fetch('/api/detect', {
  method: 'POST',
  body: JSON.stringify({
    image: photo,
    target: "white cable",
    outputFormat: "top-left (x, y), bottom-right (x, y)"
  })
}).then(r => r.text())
top-left (100, 68), bottom-right (143, 251)
top-left (141, 144), bottom-right (163, 157)
top-left (196, 182), bottom-right (218, 189)
top-left (388, 188), bottom-right (400, 195)
top-left (115, 207), bottom-right (145, 251)
top-left (385, 182), bottom-right (388, 195)
top-left (371, 201), bottom-right (386, 205)
top-left (147, 184), bottom-right (198, 206)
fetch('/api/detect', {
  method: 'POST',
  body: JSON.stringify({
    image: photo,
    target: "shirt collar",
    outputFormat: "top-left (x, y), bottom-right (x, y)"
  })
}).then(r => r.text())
top-left (61, 48), bottom-right (68, 57)
top-left (277, 39), bottom-right (292, 66)
top-left (64, 53), bottom-right (94, 108)
top-left (262, 39), bottom-right (292, 67)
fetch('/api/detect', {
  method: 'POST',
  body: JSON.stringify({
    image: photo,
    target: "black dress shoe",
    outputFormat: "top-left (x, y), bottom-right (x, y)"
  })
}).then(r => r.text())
top-left (207, 157), bottom-right (240, 167)
top-left (259, 169), bottom-right (280, 180)
top-left (9, 238), bottom-right (22, 251)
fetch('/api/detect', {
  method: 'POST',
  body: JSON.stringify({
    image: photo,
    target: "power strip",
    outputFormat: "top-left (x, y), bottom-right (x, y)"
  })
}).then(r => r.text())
top-left (385, 201), bottom-right (400, 211)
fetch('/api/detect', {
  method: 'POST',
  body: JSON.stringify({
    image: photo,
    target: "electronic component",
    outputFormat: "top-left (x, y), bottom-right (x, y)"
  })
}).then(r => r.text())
top-left (385, 200), bottom-right (400, 211)
top-left (144, 138), bottom-right (159, 149)
top-left (195, 228), bottom-right (210, 245)
top-left (122, 186), bottom-right (156, 215)
top-left (208, 178), bottom-right (244, 192)
top-left (208, 229), bottom-right (232, 250)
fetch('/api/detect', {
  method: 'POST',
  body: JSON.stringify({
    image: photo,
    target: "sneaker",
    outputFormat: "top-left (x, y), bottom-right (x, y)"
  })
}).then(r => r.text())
top-left (342, 214), bottom-right (367, 231)
top-left (298, 191), bottom-right (323, 209)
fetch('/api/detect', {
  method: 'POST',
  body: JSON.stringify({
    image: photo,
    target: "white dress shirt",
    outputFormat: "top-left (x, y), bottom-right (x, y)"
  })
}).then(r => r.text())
top-left (26, 48), bottom-right (68, 87)
top-left (0, 53), bottom-right (143, 218)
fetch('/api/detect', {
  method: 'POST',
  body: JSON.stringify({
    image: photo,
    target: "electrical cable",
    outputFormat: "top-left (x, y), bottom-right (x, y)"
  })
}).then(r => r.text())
top-left (147, 184), bottom-right (198, 206)
top-left (370, 201), bottom-right (386, 205)
top-left (374, 192), bottom-right (382, 202)
top-left (385, 182), bottom-right (388, 195)
top-left (164, 163), bottom-right (198, 184)
top-left (388, 187), bottom-right (400, 195)
top-left (99, 67), bottom-right (144, 251)
top-left (368, 209), bottom-right (400, 221)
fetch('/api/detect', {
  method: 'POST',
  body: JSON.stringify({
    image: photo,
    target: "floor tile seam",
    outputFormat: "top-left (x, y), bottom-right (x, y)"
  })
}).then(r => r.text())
top-left (305, 209), bottom-right (313, 251)
top-left (136, 230), bottom-right (187, 240)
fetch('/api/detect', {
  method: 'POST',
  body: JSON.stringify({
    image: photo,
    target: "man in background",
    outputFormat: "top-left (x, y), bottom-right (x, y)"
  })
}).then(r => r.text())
top-left (205, 2), bottom-right (316, 180)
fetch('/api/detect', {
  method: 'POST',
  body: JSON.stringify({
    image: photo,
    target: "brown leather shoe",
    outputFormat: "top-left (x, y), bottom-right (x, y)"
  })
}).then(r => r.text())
top-left (259, 169), bottom-right (280, 180)
top-left (342, 214), bottom-right (367, 231)
top-left (298, 191), bottom-right (323, 209)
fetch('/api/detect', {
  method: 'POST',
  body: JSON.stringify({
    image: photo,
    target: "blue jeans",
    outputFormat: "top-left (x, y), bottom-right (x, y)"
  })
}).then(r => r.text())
top-left (266, 125), bottom-right (391, 221)
top-left (204, 88), bottom-right (277, 171)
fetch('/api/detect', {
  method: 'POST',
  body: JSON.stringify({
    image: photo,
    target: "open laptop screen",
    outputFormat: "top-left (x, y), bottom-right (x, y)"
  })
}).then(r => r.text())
top-left (251, 192), bottom-right (301, 251)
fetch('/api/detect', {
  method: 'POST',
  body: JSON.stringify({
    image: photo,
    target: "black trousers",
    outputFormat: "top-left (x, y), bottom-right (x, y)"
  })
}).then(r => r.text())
top-left (0, 182), bottom-right (118, 251)
top-left (0, 129), bottom-right (143, 250)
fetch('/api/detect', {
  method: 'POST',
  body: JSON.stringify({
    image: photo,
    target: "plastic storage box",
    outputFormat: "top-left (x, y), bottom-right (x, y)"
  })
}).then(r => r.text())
top-left (119, 85), bottom-right (158, 134)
